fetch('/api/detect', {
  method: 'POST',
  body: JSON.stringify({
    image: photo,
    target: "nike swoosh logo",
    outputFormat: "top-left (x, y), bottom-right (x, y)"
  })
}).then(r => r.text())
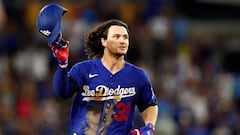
top-left (89, 74), bottom-right (99, 78)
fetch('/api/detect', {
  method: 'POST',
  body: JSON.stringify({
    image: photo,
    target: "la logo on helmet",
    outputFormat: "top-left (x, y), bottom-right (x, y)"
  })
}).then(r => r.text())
top-left (40, 29), bottom-right (51, 37)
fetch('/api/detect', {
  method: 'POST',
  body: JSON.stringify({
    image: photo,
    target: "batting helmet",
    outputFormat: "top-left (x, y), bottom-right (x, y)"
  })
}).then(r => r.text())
top-left (37, 4), bottom-right (68, 46)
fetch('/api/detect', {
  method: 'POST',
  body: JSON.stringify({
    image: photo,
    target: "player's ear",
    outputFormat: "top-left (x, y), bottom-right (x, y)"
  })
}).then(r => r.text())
top-left (101, 38), bottom-right (107, 47)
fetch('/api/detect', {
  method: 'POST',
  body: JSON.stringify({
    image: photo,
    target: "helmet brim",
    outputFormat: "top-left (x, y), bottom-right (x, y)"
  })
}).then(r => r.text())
top-left (48, 21), bottom-right (60, 45)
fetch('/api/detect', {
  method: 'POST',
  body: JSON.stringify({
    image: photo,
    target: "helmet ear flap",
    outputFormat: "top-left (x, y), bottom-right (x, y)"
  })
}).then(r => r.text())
top-left (36, 4), bottom-right (68, 46)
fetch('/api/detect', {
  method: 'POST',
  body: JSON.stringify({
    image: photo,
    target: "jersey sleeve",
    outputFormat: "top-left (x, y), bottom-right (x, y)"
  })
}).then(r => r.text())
top-left (53, 67), bottom-right (77, 98)
top-left (68, 63), bottom-right (85, 89)
top-left (53, 63), bottom-right (84, 99)
top-left (137, 71), bottom-right (158, 112)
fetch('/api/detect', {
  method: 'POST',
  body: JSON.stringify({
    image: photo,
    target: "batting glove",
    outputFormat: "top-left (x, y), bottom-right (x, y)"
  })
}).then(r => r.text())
top-left (51, 40), bottom-right (69, 66)
top-left (130, 123), bottom-right (154, 135)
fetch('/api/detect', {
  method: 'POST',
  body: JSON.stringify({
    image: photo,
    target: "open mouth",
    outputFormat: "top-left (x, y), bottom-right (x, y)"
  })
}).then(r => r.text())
top-left (119, 46), bottom-right (126, 49)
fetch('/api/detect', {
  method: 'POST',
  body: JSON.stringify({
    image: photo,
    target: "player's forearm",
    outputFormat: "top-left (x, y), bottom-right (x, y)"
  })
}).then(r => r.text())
top-left (53, 67), bottom-right (73, 98)
top-left (141, 105), bottom-right (158, 127)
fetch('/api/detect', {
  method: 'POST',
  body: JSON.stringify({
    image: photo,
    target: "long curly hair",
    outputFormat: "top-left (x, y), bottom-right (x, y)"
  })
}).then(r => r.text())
top-left (84, 19), bottom-right (129, 59)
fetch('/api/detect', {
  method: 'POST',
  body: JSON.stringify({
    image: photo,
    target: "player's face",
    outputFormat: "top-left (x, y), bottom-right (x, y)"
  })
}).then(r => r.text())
top-left (102, 25), bottom-right (129, 57)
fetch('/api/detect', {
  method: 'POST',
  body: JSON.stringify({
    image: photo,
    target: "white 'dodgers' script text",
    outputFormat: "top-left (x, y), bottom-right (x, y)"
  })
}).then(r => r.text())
top-left (81, 85), bottom-right (136, 101)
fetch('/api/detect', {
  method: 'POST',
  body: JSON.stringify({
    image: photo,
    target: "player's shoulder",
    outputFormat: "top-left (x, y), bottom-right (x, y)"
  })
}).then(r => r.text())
top-left (71, 59), bottom-right (98, 70)
top-left (74, 59), bottom-right (99, 66)
top-left (125, 62), bottom-right (147, 76)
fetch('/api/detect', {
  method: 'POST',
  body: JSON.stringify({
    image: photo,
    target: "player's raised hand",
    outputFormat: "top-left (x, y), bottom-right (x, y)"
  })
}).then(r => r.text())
top-left (37, 4), bottom-right (69, 68)
top-left (51, 40), bottom-right (69, 67)
top-left (130, 123), bottom-right (154, 135)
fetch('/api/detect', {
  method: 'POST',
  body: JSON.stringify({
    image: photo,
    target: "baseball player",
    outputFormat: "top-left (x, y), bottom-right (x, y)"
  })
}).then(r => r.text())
top-left (37, 4), bottom-right (158, 135)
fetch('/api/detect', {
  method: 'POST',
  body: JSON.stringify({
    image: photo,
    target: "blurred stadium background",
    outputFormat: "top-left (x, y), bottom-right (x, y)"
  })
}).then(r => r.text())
top-left (1, 0), bottom-right (240, 135)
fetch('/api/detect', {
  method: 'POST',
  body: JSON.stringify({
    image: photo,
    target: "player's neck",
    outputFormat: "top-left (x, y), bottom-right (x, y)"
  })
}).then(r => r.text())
top-left (101, 55), bottom-right (125, 74)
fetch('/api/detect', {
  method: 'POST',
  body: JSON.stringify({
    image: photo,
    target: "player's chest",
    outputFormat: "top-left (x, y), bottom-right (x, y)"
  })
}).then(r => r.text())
top-left (84, 71), bottom-right (137, 88)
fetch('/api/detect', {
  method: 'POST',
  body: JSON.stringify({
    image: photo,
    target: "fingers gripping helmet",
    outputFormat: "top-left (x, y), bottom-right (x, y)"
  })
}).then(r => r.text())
top-left (37, 4), bottom-right (68, 46)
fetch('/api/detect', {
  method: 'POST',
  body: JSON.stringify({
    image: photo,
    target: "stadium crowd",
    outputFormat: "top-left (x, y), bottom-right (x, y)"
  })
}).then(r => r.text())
top-left (0, 0), bottom-right (240, 135)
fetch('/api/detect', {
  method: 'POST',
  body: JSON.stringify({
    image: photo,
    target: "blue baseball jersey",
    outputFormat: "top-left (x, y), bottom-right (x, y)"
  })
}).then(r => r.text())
top-left (53, 58), bottom-right (157, 135)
